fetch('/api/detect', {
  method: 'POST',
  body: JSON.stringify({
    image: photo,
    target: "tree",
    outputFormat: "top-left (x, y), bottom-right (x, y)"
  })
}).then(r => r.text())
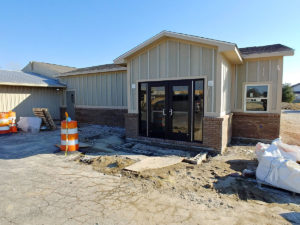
top-left (282, 83), bottom-right (295, 103)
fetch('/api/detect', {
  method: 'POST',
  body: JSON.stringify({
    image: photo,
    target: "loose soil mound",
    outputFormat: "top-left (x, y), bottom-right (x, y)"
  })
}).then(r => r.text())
top-left (80, 155), bottom-right (137, 175)
top-left (281, 102), bottom-right (300, 110)
top-left (281, 113), bottom-right (300, 145)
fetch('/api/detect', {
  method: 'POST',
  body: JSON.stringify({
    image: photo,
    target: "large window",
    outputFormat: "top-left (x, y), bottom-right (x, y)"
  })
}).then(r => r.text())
top-left (244, 84), bottom-right (269, 112)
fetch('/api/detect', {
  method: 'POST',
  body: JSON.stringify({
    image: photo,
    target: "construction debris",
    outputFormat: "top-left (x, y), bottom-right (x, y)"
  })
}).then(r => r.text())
top-left (183, 152), bottom-right (207, 165)
top-left (33, 108), bottom-right (57, 130)
top-left (17, 117), bottom-right (42, 133)
top-left (256, 139), bottom-right (300, 194)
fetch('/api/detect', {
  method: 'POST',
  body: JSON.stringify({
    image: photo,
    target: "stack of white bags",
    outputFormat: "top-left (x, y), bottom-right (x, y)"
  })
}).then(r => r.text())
top-left (256, 139), bottom-right (300, 194)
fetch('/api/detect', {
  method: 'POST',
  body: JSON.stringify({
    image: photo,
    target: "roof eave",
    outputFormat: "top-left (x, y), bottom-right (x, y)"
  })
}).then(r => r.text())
top-left (56, 67), bottom-right (127, 77)
top-left (222, 46), bottom-right (243, 64)
top-left (0, 82), bottom-right (66, 88)
top-left (242, 50), bottom-right (294, 59)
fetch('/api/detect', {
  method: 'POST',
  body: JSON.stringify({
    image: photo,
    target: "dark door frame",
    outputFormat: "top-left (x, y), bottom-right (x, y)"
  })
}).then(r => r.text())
top-left (147, 81), bottom-right (167, 139)
top-left (167, 80), bottom-right (192, 142)
top-left (138, 78), bottom-right (204, 143)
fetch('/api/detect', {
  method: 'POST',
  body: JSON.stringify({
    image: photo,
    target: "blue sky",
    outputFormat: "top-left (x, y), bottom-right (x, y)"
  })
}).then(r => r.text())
top-left (0, 0), bottom-right (299, 84)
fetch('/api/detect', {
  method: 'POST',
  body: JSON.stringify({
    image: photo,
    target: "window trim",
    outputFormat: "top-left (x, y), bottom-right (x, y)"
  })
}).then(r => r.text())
top-left (243, 83), bottom-right (270, 113)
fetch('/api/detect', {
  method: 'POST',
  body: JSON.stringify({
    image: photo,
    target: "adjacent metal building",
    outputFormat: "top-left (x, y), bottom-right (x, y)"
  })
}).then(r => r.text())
top-left (57, 64), bottom-right (127, 126)
top-left (0, 70), bottom-right (65, 119)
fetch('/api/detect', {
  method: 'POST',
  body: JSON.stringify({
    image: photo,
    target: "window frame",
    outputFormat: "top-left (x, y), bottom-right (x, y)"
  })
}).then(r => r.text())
top-left (243, 83), bottom-right (270, 113)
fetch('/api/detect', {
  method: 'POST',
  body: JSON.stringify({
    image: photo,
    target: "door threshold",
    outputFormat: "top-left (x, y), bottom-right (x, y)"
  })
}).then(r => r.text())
top-left (126, 136), bottom-right (218, 155)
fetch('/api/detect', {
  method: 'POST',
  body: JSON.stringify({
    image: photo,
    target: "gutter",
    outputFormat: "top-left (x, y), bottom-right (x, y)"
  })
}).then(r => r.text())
top-left (0, 82), bottom-right (66, 88)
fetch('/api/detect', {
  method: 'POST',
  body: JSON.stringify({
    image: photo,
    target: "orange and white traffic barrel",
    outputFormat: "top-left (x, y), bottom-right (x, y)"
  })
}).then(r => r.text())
top-left (60, 120), bottom-right (79, 151)
top-left (0, 112), bottom-right (10, 134)
top-left (8, 111), bottom-right (17, 133)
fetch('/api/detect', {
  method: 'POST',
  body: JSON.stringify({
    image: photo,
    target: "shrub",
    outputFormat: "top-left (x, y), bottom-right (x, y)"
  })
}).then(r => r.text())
top-left (282, 83), bottom-right (295, 103)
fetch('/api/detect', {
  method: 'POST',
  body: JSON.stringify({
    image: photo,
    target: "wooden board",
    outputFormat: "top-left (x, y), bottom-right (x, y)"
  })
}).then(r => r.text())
top-left (33, 108), bottom-right (57, 130)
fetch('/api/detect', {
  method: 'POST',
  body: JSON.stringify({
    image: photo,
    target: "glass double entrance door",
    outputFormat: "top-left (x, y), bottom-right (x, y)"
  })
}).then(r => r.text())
top-left (139, 79), bottom-right (204, 142)
top-left (148, 80), bottom-right (192, 141)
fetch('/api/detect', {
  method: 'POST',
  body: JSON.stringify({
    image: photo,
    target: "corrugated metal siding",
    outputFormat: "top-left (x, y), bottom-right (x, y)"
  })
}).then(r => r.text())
top-left (128, 39), bottom-right (217, 113)
top-left (0, 86), bottom-right (62, 119)
top-left (60, 71), bottom-right (127, 108)
top-left (233, 58), bottom-right (282, 112)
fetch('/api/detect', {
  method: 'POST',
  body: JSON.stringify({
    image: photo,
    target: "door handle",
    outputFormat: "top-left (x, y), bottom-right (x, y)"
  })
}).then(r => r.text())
top-left (169, 109), bottom-right (173, 116)
top-left (162, 108), bottom-right (166, 116)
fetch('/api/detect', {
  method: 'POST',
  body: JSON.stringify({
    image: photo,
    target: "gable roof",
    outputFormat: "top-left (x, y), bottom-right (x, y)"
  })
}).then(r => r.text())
top-left (0, 70), bottom-right (66, 88)
top-left (22, 61), bottom-right (76, 77)
top-left (114, 30), bottom-right (243, 64)
top-left (57, 63), bottom-right (127, 77)
top-left (239, 44), bottom-right (294, 59)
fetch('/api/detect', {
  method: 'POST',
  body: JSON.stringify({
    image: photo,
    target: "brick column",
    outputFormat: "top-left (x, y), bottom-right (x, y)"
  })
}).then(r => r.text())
top-left (125, 113), bottom-right (139, 138)
top-left (203, 117), bottom-right (223, 152)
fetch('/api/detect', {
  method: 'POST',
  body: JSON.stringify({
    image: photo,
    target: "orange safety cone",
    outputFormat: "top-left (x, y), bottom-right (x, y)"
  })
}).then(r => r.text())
top-left (8, 111), bottom-right (17, 133)
top-left (0, 112), bottom-right (10, 134)
top-left (60, 112), bottom-right (79, 154)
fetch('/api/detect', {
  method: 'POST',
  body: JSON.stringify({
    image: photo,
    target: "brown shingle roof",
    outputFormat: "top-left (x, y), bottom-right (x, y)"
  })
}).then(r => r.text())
top-left (239, 44), bottom-right (293, 56)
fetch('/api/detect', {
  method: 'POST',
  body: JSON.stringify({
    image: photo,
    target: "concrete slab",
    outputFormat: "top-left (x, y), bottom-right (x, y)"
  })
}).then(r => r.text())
top-left (125, 154), bottom-right (149, 161)
top-left (124, 156), bottom-right (183, 172)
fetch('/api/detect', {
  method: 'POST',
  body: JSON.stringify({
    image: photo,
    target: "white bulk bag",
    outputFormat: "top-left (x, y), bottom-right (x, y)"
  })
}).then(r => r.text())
top-left (17, 117), bottom-right (42, 133)
top-left (256, 139), bottom-right (300, 194)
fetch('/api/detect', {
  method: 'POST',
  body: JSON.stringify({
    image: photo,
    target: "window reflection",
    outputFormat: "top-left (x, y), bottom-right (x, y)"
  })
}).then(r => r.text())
top-left (194, 80), bottom-right (204, 141)
top-left (139, 83), bottom-right (147, 136)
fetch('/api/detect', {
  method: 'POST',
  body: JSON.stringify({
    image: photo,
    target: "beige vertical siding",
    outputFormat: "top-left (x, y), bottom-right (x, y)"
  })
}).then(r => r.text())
top-left (128, 38), bottom-right (217, 114)
top-left (233, 57), bottom-right (282, 113)
top-left (60, 71), bottom-right (127, 108)
top-left (220, 55), bottom-right (232, 114)
top-left (0, 86), bottom-right (62, 119)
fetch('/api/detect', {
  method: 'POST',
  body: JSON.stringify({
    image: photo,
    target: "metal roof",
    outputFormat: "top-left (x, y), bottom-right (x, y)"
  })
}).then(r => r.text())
top-left (0, 70), bottom-right (66, 88)
top-left (57, 63), bottom-right (127, 77)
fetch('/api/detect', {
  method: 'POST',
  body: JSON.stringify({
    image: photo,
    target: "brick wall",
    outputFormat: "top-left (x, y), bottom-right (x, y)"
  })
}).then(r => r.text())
top-left (203, 117), bottom-right (223, 151)
top-left (63, 107), bottom-right (128, 127)
top-left (125, 113), bottom-right (139, 137)
top-left (232, 112), bottom-right (280, 140)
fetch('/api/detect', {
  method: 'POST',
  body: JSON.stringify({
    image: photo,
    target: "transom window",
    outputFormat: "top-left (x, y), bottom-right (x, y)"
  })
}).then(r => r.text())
top-left (244, 84), bottom-right (269, 112)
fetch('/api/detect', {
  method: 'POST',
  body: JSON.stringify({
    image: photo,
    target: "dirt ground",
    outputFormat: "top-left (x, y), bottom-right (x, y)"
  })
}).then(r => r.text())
top-left (74, 112), bottom-right (300, 224)
top-left (280, 112), bottom-right (300, 145)
top-left (78, 144), bottom-right (300, 224)
top-left (0, 114), bottom-right (299, 224)
top-left (281, 102), bottom-right (300, 110)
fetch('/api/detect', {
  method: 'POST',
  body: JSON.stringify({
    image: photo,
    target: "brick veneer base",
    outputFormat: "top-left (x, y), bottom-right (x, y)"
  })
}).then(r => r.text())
top-left (232, 112), bottom-right (280, 140)
top-left (125, 113), bottom-right (139, 138)
top-left (60, 107), bottom-right (127, 128)
top-left (124, 113), bottom-right (232, 154)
